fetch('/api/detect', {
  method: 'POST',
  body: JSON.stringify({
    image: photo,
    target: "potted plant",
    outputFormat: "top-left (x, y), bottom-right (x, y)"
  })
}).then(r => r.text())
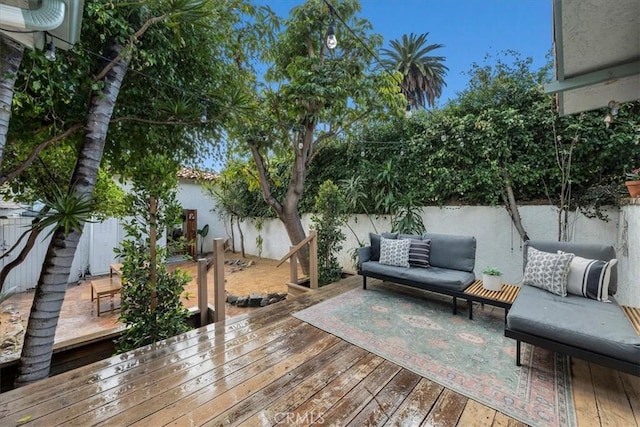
top-left (482, 267), bottom-right (503, 291)
top-left (625, 168), bottom-right (640, 198)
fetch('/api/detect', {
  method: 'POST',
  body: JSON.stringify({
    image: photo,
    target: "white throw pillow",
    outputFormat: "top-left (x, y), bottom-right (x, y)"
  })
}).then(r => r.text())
top-left (562, 253), bottom-right (617, 302)
top-left (379, 237), bottom-right (411, 268)
top-left (523, 247), bottom-right (574, 296)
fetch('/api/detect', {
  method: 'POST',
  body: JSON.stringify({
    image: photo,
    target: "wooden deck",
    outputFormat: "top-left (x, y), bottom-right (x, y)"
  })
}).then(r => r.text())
top-left (0, 276), bottom-right (638, 426)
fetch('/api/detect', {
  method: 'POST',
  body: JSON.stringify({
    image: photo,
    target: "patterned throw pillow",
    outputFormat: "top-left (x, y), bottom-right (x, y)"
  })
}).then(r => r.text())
top-left (379, 237), bottom-right (411, 268)
top-left (563, 254), bottom-right (617, 302)
top-left (406, 238), bottom-right (431, 268)
top-left (523, 247), bottom-right (574, 296)
top-left (369, 232), bottom-right (398, 261)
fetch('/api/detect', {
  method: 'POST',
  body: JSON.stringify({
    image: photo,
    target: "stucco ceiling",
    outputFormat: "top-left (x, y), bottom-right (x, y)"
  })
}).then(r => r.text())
top-left (545, 0), bottom-right (640, 115)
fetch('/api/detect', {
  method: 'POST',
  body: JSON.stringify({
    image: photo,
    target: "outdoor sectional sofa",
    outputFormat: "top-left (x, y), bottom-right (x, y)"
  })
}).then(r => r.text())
top-left (505, 240), bottom-right (640, 376)
top-left (357, 232), bottom-right (477, 314)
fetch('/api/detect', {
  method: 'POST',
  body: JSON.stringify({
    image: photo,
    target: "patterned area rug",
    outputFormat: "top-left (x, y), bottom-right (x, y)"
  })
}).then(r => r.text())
top-left (293, 283), bottom-right (576, 427)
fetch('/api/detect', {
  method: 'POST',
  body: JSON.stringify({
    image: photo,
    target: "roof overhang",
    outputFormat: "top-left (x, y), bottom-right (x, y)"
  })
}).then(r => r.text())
top-left (0, 0), bottom-right (84, 51)
top-left (544, 0), bottom-right (640, 116)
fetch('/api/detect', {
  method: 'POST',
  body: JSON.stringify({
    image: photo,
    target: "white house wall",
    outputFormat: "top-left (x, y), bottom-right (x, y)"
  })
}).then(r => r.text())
top-left (616, 202), bottom-right (640, 307)
top-left (237, 204), bottom-right (636, 307)
top-left (176, 179), bottom-right (226, 254)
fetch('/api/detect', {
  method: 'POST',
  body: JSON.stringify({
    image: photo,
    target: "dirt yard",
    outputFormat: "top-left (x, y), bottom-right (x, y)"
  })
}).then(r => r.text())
top-left (0, 254), bottom-right (297, 365)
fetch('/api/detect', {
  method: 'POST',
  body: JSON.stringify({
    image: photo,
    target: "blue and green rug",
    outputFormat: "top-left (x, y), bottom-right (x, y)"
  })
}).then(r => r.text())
top-left (293, 283), bottom-right (575, 427)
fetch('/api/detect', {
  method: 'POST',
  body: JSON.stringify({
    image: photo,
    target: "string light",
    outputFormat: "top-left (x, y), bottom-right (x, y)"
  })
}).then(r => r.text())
top-left (326, 22), bottom-right (337, 49)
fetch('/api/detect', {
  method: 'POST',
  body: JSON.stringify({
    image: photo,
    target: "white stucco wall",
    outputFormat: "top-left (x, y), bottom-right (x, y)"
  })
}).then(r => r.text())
top-left (236, 204), bottom-right (638, 307)
top-left (616, 201), bottom-right (640, 307)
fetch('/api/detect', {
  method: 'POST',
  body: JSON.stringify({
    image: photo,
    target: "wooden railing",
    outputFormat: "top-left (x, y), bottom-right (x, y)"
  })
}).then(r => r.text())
top-left (276, 231), bottom-right (318, 291)
top-left (196, 238), bottom-right (225, 325)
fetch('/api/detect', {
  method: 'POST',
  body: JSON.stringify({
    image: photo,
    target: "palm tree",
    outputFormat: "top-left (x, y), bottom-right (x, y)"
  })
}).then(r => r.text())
top-left (381, 32), bottom-right (448, 109)
top-left (0, 36), bottom-right (24, 162)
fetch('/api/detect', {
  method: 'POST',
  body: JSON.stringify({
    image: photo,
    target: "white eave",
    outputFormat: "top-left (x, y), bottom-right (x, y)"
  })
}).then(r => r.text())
top-left (545, 0), bottom-right (640, 116)
top-left (0, 0), bottom-right (84, 51)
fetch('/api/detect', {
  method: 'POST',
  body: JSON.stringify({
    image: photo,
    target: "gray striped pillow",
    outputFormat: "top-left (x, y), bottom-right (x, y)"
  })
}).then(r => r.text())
top-left (407, 238), bottom-right (431, 268)
top-left (563, 254), bottom-right (617, 302)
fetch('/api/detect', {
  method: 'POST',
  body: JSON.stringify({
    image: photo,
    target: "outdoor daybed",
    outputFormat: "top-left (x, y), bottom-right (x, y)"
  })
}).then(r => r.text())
top-left (505, 240), bottom-right (640, 376)
top-left (357, 232), bottom-right (477, 314)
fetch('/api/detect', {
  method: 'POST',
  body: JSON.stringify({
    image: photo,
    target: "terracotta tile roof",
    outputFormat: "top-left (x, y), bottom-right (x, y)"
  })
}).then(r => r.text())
top-left (177, 168), bottom-right (218, 182)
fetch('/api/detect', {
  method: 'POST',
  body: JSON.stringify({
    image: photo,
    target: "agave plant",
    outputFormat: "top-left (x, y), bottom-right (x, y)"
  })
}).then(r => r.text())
top-left (35, 186), bottom-right (96, 237)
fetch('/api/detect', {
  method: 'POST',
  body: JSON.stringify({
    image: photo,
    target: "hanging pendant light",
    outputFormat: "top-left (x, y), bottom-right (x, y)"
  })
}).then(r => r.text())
top-left (326, 21), bottom-right (337, 49)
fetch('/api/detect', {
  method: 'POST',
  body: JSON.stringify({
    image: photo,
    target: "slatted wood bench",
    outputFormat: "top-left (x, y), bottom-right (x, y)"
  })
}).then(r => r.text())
top-left (91, 277), bottom-right (122, 316)
top-left (464, 279), bottom-right (520, 321)
top-left (622, 306), bottom-right (640, 336)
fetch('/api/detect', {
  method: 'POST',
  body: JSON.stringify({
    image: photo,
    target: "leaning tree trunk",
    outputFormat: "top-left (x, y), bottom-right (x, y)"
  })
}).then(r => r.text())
top-left (0, 36), bottom-right (24, 164)
top-left (15, 45), bottom-right (129, 387)
top-left (248, 125), bottom-right (313, 275)
top-left (501, 168), bottom-right (529, 242)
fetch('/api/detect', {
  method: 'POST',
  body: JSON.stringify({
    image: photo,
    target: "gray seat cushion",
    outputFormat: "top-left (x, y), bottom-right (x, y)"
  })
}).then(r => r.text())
top-left (507, 285), bottom-right (640, 364)
top-left (423, 233), bottom-right (476, 273)
top-left (361, 261), bottom-right (475, 292)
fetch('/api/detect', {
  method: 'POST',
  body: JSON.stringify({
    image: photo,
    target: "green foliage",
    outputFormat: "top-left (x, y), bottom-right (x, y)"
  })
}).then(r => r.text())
top-left (254, 218), bottom-right (264, 257)
top-left (381, 32), bottom-right (448, 108)
top-left (36, 187), bottom-right (96, 237)
top-left (115, 244), bottom-right (191, 353)
top-left (482, 267), bottom-right (502, 276)
top-left (391, 198), bottom-right (426, 235)
top-left (311, 180), bottom-right (347, 286)
top-left (197, 224), bottom-right (209, 255)
top-left (115, 154), bottom-right (191, 353)
top-left (217, 49), bottom-right (638, 233)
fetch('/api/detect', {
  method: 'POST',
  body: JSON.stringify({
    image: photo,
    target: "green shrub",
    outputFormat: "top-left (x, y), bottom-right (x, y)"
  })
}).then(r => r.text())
top-left (311, 180), bottom-right (347, 286)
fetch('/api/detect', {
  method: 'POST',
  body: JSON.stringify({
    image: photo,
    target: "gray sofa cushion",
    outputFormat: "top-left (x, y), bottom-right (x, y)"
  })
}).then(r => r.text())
top-left (398, 233), bottom-right (423, 241)
top-left (525, 240), bottom-right (617, 294)
top-left (423, 233), bottom-right (476, 273)
top-left (369, 232), bottom-right (398, 261)
top-left (507, 285), bottom-right (640, 364)
top-left (361, 261), bottom-right (475, 292)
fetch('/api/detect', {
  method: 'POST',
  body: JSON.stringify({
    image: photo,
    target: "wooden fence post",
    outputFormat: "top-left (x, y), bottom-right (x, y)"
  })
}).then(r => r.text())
top-left (309, 230), bottom-right (318, 289)
top-left (213, 238), bottom-right (225, 322)
top-left (289, 246), bottom-right (298, 284)
top-left (197, 258), bottom-right (208, 326)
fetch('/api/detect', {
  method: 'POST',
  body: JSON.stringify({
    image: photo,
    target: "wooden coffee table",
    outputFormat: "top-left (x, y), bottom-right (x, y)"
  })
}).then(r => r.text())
top-left (464, 279), bottom-right (520, 321)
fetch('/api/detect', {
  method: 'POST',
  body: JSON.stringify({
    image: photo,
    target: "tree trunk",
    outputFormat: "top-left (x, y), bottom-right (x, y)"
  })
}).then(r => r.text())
top-left (501, 169), bottom-right (529, 242)
top-left (0, 225), bottom-right (43, 292)
top-left (229, 216), bottom-right (236, 253)
top-left (237, 219), bottom-right (245, 258)
top-left (0, 36), bottom-right (24, 163)
top-left (15, 45), bottom-right (129, 387)
top-left (149, 196), bottom-right (158, 310)
top-left (248, 120), bottom-right (314, 275)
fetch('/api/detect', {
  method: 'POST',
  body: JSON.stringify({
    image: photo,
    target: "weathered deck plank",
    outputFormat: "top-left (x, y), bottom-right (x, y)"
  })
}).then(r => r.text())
top-left (0, 275), bottom-right (637, 427)
top-left (347, 368), bottom-right (423, 426)
top-left (384, 377), bottom-right (444, 426)
top-left (239, 344), bottom-right (369, 427)
top-left (457, 399), bottom-right (498, 427)
top-left (590, 363), bottom-right (639, 427)
top-left (419, 389), bottom-right (467, 426)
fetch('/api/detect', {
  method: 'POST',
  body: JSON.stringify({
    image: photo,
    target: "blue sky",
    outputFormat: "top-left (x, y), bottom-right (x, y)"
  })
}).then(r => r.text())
top-left (257, 0), bottom-right (553, 105)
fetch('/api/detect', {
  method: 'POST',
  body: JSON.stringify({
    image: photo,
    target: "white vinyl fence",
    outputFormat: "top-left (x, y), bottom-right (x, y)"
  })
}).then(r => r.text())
top-left (0, 217), bottom-right (124, 293)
